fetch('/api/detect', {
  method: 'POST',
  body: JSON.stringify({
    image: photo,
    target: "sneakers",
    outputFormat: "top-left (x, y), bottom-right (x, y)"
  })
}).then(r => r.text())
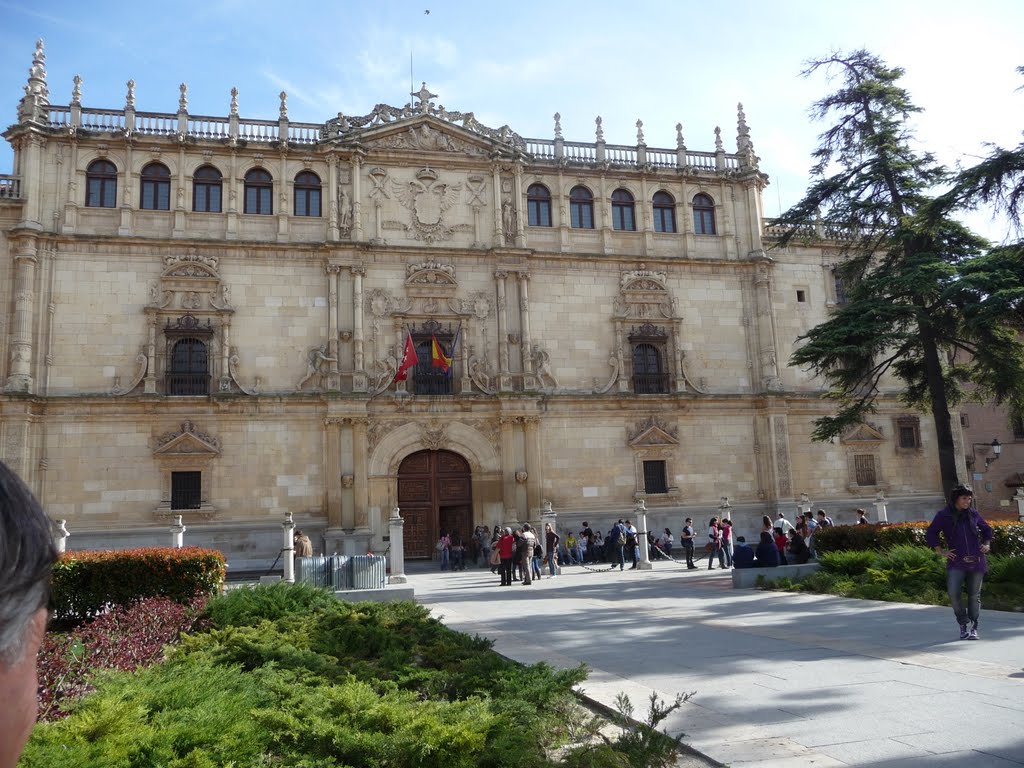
top-left (968, 624), bottom-right (979, 641)
top-left (959, 624), bottom-right (969, 640)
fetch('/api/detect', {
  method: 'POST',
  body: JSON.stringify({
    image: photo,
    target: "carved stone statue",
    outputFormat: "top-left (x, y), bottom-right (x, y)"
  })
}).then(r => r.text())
top-left (533, 344), bottom-right (558, 389)
top-left (297, 344), bottom-right (337, 390)
top-left (502, 198), bottom-right (516, 241)
top-left (338, 189), bottom-right (352, 230)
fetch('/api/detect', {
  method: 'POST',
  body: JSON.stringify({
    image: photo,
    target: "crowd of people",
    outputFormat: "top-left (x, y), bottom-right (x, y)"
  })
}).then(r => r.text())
top-left (433, 506), bottom-right (883, 582)
top-left (430, 507), bottom-right (877, 584)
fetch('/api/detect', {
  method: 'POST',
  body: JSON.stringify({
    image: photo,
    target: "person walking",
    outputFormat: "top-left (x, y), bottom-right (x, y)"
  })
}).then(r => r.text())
top-left (496, 527), bottom-right (515, 586)
top-left (520, 524), bottom-right (537, 585)
top-left (624, 519), bottom-right (640, 569)
top-left (608, 519), bottom-right (626, 571)
top-left (681, 517), bottom-right (697, 569)
top-left (720, 518), bottom-right (734, 568)
top-left (544, 522), bottom-right (561, 577)
top-left (926, 485), bottom-right (994, 640)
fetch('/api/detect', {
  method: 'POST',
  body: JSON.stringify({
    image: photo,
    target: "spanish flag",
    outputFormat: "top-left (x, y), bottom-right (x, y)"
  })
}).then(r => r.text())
top-left (430, 335), bottom-right (451, 374)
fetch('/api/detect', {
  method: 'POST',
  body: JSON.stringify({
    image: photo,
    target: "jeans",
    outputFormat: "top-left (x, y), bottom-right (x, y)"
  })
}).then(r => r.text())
top-left (947, 568), bottom-right (984, 626)
top-left (708, 545), bottom-right (725, 568)
top-left (499, 557), bottom-right (513, 585)
top-left (683, 542), bottom-right (695, 567)
top-left (548, 550), bottom-right (558, 576)
top-left (612, 543), bottom-right (625, 570)
top-left (532, 556), bottom-right (542, 579)
top-left (440, 548), bottom-right (449, 570)
top-left (722, 541), bottom-right (734, 568)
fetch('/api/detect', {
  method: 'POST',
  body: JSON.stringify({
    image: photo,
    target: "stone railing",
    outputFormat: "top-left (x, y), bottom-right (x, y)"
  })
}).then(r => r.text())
top-left (0, 175), bottom-right (22, 199)
top-left (763, 218), bottom-right (861, 243)
top-left (33, 104), bottom-right (751, 173)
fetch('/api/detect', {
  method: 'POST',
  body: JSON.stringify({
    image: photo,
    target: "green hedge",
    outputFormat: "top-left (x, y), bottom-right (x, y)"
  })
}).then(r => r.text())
top-left (813, 521), bottom-right (1024, 558)
top-left (51, 547), bottom-right (226, 623)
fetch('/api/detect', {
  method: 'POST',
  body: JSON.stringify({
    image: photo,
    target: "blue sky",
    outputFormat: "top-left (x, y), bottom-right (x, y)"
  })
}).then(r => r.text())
top-left (1, 0), bottom-right (1021, 240)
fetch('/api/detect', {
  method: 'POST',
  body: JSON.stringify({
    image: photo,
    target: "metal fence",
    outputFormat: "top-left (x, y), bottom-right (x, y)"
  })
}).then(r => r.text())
top-left (295, 555), bottom-right (386, 590)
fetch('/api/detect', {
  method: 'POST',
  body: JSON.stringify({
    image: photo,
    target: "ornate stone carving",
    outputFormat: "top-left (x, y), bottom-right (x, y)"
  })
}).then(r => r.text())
top-left (386, 168), bottom-right (469, 243)
top-left (419, 422), bottom-right (448, 451)
top-left (227, 350), bottom-right (259, 396)
top-left (155, 420), bottom-right (220, 453)
top-left (297, 344), bottom-right (337, 391)
top-left (111, 350), bottom-right (148, 396)
top-left (532, 344), bottom-right (558, 390)
top-left (593, 352), bottom-right (620, 394)
top-left (365, 288), bottom-right (410, 318)
top-left (406, 259), bottom-right (456, 285)
top-left (628, 416), bottom-right (678, 446)
top-left (469, 354), bottom-right (496, 395)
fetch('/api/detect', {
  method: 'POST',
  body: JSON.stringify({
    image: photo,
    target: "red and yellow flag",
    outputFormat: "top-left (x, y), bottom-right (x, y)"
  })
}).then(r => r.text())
top-left (430, 335), bottom-right (451, 373)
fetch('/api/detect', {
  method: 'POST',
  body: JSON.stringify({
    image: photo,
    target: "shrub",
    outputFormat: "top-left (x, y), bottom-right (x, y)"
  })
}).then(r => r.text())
top-left (38, 594), bottom-right (208, 720)
top-left (813, 521), bottom-right (1024, 557)
top-left (51, 547), bottom-right (225, 623)
top-left (817, 550), bottom-right (875, 576)
top-left (205, 580), bottom-right (339, 628)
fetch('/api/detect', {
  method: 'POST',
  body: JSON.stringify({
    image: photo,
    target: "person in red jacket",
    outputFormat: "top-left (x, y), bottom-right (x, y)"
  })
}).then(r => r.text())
top-left (496, 527), bottom-right (516, 586)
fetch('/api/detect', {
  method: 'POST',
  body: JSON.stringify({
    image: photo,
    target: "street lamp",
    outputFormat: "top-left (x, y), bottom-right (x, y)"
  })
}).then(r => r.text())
top-left (968, 439), bottom-right (1002, 471)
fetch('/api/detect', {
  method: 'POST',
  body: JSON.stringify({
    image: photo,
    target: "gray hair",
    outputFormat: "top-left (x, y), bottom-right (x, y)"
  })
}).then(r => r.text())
top-left (0, 461), bottom-right (56, 667)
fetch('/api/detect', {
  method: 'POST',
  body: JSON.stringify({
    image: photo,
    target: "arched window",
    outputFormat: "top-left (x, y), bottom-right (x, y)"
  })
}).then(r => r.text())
top-left (140, 162), bottom-right (171, 210)
top-left (632, 342), bottom-right (667, 394)
top-left (653, 191), bottom-right (676, 233)
top-left (293, 171), bottom-right (321, 217)
top-left (693, 193), bottom-right (716, 235)
top-left (569, 186), bottom-right (594, 229)
top-left (412, 335), bottom-right (454, 395)
top-left (166, 338), bottom-right (209, 396)
top-left (193, 165), bottom-right (222, 213)
top-left (85, 159), bottom-right (117, 208)
top-left (611, 189), bottom-right (636, 231)
top-left (244, 168), bottom-right (273, 215)
top-left (527, 183), bottom-right (552, 227)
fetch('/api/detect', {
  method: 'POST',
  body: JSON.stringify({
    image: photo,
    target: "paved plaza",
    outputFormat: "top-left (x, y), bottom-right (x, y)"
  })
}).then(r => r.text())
top-left (407, 559), bottom-right (1024, 767)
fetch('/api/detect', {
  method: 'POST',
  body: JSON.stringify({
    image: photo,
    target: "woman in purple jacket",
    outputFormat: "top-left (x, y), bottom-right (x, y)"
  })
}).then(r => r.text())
top-left (925, 485), bottom-right (994, 640)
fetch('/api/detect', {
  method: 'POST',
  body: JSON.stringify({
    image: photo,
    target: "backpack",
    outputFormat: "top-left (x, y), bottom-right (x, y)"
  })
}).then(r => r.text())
top-left (609, 524), bottom-right (623, 545)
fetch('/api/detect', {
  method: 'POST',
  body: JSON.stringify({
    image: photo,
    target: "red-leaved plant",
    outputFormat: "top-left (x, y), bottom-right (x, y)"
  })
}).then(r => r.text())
top-left (37, 594), bottom-right (209, 720)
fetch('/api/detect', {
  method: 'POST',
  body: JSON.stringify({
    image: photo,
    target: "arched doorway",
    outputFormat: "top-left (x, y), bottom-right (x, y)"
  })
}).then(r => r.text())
top-left (397, 449), bottom-right (473, 559)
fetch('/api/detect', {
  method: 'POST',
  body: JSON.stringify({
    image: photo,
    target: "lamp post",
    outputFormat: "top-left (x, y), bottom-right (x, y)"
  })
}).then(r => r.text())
top-left (968, 439), bottom-right (1002, 471)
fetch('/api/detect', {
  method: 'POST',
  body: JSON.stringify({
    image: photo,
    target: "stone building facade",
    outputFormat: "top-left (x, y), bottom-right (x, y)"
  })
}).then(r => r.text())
top-left (0, 42), bottom-right (951, 568)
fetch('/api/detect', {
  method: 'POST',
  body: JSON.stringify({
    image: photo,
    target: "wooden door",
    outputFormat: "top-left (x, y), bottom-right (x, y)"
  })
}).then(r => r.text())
top-left (397, 449), bottom-right (473, 559)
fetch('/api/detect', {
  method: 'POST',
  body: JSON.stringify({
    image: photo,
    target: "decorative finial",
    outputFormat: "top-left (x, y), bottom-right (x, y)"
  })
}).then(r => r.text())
top-left (553, 112), bottom-right (562, 140)
top-left (279, 91), bottom-right (288, 120)
top-left (636, 119), bottom-right (645, 145)
top-left (30, 39), bottom-right (46, 83)
top-left (125, 79), bottom-right (135, 110)
top-left (230, 87), bottom-right (238, 116)
top-left (412, 81), bottom-right (437, 114)
top-left (736, 102), bottom-right (756, 167)
top-left (675, 122), bottom-right (685, 150)
top-left (18, 38), bottom-right (50, 121)
top-left (71, 74), bottom-right (82, 106)
top-left (595, 115), bottom-right (604, 142)
top-left (714, 126), bottom-right (723, 153)
top-left (178, 83), bottom-right (188, 112)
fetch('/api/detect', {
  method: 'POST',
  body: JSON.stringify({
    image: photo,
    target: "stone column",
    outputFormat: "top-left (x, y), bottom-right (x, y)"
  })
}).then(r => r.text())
top-left (352, 266), bottom-right (367, 391)
top-left (874, 492), bottom-right (889, 523)
top-left (18, 135), bottom-right (46, 231)
top-left (495, 270), bottom-right (511, 391)
top-left (388, 507), bottom-right (407, 584)
top-left (752, 254), bottom-right (781, 391)
top-left (219, 321), bottom-right (231, 391)
top-left (276, 149), bottom-right (289, 242)
top-left (226, 150), bottom-right (239, 239)
top-left (523, 417), bottom-right (542, 514)
top-left (491, 164), bottom-right (503, 245)
top-left (325, 418), bottom-right (343, 529)
top-left (635, 499), bottom-right (652, 571)
top-left (352, 418), bottom-right (369, 529)
top-left (500, 417), bottom-right (518, 515)
top-left (326, 265), bottom-right (340, 389)
top-left (282, 512), bottom-right (295, 583)
top-left (118, 142), bottom-right (134, 236)
top-left (170, 514), bottom-right (186, 548)
top-left (144, 317), bottom-right (158, 394)
top-left (5, 236), bottom-right (38, 392)
top-left (327, 155), bottom-right (339, 241)
top-left (518, 272), bottom-right (534, 381)
top-left (512, 163), bottom-right (525, 247)
top-left (351, 155), bottom-right (364, 241)
top-left (173, 144), bottom-right (186, 237)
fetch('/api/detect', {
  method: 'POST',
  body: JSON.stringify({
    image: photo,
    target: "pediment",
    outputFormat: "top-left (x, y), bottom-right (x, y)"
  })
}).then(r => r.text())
top-left (153, 421), bottom-right (221, 457)
top-left (355, 116), bottom-right (495, 157)
top-left (406, 259), bottom-right (458, 289)
top-left (841, 423), bottom-right (885, 445)
top-left (628, 417), bottom-right (679, 447)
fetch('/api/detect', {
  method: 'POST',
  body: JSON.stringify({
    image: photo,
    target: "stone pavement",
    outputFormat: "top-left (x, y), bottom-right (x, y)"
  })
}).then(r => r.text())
top-left (407, 559), bottom-right (1024, 767)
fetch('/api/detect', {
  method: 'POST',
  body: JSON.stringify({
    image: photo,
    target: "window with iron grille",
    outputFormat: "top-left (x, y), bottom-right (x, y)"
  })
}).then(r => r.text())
top-left (896, 416), bottom-right (921, 449)
top-left (643, 460), bottom-right (668, 494)
top-left (171, 471), bottom-right (202, 510)
top-left (629, 323), bottom-right (669, 394)
top-left (411, 325), bottom-right (456, 395)
top-left (833, 269), bottom-right (849, 305)
top-left (1014, 417), bottom-right (1024, 440)
top-left (854, 454), bottom-right (877, 486)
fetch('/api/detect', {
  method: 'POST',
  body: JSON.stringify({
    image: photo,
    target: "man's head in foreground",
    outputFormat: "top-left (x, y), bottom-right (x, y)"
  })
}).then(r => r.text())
top-left (0, 460), bottom-right (57, 768)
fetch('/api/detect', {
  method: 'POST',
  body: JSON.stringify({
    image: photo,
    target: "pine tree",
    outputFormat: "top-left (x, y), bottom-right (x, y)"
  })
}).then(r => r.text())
top-left (774, 50), bottom-right (1024, 495)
